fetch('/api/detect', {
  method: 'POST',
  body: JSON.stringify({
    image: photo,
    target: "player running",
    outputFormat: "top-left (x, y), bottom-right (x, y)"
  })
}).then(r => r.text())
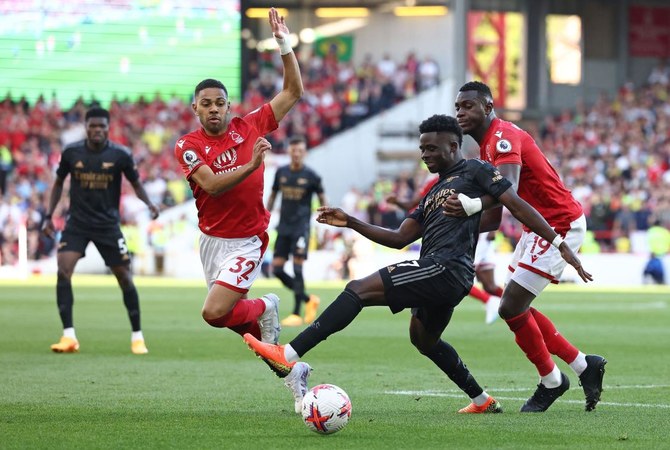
top-left (447, 80), bottom-right (607, 412)
top-left (173, 8), bottom-right (310, 406)
top-left (243, 114), bottom-right (592, 414)
top-left (266, 135), bottom-right (327, 327)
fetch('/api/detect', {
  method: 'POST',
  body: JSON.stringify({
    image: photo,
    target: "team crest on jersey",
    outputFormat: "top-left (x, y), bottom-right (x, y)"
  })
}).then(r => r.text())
top-left (213, 148), bottom-right (238, 170)
top-left (496, 139), bottom-right (512, 153)
top-left (182, 150), bottom-right (200, 169)
top-left (229, 130), bottom-right (244, 144)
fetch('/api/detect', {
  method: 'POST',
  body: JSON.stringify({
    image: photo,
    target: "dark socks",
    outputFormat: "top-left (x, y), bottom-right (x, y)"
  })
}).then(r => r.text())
top-left (56, 278), bottom-right (74, 328)
top-left (290, 288), bottom-right (363, 356)
top-left (292, 264), bottom-right (308, 315)
top-left (273, 267), bottom-right (294, 290)
top-left (122, 287), bottom-right (141, 332)
top-left (424, 340), bottom-right (484, 398)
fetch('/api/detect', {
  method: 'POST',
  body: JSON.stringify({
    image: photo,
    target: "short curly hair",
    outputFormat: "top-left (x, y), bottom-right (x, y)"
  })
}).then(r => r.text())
top-left (418, 114), bottom-right (462, 147)
top-left (459, 81), bottom-right (493, 102)
top-left (194, 78), bottom-right (228, 99)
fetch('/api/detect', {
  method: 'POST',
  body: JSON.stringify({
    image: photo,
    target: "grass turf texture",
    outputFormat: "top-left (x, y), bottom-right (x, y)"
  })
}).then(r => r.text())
top-left (1, 275), bottom-right (669, 449)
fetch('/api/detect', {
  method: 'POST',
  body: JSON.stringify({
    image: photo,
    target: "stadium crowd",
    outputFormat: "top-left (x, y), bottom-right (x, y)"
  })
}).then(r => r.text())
top-left (0, 49), bottom-right (438, 265)
top-left (1, 53), bottom-right (670, 267)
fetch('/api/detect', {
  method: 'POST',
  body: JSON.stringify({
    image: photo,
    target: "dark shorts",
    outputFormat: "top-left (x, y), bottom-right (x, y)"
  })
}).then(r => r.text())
top-left (379, 257), bottom-right (471, 333)
top-left (273, 231), bottom-right (310, 260)
top-left (59, 224), bottom-right (130, 267)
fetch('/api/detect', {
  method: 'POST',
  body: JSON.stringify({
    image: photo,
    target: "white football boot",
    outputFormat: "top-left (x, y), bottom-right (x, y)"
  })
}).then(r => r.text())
top-left (258, 293), bottom-right (281, 344)
top-left (284, 362), bottom-right (312, 414)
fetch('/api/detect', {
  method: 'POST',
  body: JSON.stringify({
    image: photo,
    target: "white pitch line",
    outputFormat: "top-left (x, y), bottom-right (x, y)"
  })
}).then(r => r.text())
top-left (385, 387), bottom-right (670, 409)
top-left (531, 302), bottom-right (667, 311)
top-left (457, 301), bottom-right (667, 312)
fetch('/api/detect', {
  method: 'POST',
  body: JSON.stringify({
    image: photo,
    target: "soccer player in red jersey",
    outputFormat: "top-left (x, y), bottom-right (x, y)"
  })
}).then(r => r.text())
top-left (174, 9), bottom-right (311, 397)
top-left (447, 81), bottom-right (606, 412)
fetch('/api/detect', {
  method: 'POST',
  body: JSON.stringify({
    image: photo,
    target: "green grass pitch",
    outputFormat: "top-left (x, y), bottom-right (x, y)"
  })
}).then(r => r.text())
top-left (1, 276), bottom-right (669, 449)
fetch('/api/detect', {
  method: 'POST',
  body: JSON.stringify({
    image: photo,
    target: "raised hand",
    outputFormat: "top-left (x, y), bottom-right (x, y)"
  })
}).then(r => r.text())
top-left (316, 207), bottom-right (349, 228)
top-left (268, 7), bottom-right (289, 40)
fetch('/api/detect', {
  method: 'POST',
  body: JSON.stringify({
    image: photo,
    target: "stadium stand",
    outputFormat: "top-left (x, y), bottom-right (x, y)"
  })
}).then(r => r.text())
top-left (1, 52), bottom-right (670, 268)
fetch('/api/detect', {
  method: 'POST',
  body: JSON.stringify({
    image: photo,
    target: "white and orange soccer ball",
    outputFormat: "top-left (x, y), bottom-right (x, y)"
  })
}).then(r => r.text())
top-left (301, 384), bottom-right (352, 435)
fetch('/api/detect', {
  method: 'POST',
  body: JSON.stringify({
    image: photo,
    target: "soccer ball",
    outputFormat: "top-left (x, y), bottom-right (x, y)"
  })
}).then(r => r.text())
top-left (301, 384), bottom-right (352, 435)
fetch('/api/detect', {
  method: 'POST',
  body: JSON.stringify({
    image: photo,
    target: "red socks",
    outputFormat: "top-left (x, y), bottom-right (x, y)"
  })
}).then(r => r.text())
top-left (505, 310), bottom-right (555, 376)
top-left (469, 285), bottom-right (490, 304)
top-left (204, 298), bottom-right (265, 340)
top-left (530, 307), bottom-right (579, 363)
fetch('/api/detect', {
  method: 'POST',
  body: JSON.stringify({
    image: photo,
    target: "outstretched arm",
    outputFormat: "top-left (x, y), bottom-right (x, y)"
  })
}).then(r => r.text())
top-left (497, 187), bottom-right (592, 283)
top-left (316, 206), bottom-right (422, 249)
top-left (267, 7), bottom-right (303, 122)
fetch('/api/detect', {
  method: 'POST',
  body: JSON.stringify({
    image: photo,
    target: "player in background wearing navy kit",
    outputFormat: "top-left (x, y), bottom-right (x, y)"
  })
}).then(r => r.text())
top-left (448, 81), bottom-right (607, 412)
top-left (173, 8), bottom-right (311, 410)
top-left (266, 135), bottom-right (327, 327)
top-left (42, 107), bottom-right (160, 354)
top-left (244, 114), bottom-right (592, 414)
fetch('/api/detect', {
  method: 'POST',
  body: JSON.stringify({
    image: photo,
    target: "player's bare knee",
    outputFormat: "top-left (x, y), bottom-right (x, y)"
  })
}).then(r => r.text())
top-left (201, 304), bottom-right (231, 321)
top-left (498, 298), bottom-right (518, 320)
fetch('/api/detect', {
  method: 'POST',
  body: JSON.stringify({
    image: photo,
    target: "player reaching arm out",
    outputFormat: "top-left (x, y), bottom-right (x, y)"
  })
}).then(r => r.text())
top-left (450, 80), bottom-right (606, 413)
top-left (172, 7), bottom-right (308, 413)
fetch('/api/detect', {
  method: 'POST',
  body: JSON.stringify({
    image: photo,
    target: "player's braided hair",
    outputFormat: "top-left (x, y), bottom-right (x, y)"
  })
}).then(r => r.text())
top-left (459, 81), bottom-right (493, 102)
top-left (418, 115), bottom-right (463, 146)
top-left (194, 78), bottom-right (229, 99)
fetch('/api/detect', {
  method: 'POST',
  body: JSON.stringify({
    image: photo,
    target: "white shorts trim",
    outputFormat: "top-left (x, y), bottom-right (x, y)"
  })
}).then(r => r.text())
top-left (199, 233), bottom-right (268, 292)
top-left (506, 215), bottom-right (586, 296)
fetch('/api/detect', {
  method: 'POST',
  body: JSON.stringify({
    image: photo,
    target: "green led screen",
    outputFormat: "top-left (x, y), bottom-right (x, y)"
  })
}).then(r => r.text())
top-left (0, 1), bottom-right (241, 107)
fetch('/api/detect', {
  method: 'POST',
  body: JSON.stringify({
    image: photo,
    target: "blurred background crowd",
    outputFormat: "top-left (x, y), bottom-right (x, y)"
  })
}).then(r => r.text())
top-left (1, 49), bottom-right (670, 271)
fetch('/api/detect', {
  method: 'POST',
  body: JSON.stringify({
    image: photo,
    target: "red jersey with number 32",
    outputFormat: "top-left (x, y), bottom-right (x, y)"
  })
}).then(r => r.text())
top-left (480, 118), bottom-right (582, 235)
top-left (175, 104), bottom-right (278, 238)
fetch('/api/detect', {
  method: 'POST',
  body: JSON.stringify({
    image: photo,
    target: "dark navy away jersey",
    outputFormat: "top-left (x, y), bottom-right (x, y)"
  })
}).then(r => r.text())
top-left (272, 165), bottom-right (324, 235)
top-left (56, 140), bottom-right (139, 229)
top-left (409, 159), bottom-right (512, 286)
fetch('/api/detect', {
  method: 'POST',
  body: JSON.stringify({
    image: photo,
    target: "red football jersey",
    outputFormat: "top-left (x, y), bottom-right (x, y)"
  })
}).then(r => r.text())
top-left (175, 104), bottom-right (278, 238)
top-left (480, 118), bottom-right (583, 235)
